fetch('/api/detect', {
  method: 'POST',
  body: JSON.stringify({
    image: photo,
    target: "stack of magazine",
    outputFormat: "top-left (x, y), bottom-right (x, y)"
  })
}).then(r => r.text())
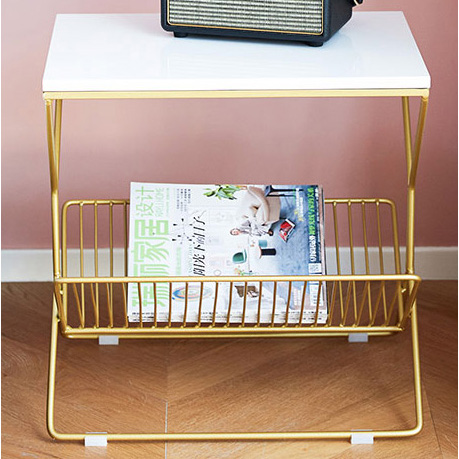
top-left (127, 183), bottom-right (327, 324)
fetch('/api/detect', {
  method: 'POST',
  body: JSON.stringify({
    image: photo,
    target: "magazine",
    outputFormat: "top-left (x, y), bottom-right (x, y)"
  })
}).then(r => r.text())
top-left (127, 183), bottom-right (327, 324)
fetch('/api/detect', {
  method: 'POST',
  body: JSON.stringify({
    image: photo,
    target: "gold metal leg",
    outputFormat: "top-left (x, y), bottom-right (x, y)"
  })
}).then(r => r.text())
top-left (45, 99), bottom-right (63, 279)
top-left (46, 99), bottom-right (68, 331)
top-left (46, 296), bottom-right (60, 439)
top-left (402, 95), bottom-right (429, 435)
top-left (405, 96), bottom-right (429, 274)
top-left (46, 98), bottom-right (67, 440)
top-left (47, 296), bottom-right (87, 441)
top-left (409, 303), bottom-right (423, 435)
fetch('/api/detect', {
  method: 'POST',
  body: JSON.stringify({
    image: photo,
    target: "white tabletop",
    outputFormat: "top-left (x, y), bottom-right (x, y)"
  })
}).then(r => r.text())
top-left (42, 12), bottom-right (430, 93)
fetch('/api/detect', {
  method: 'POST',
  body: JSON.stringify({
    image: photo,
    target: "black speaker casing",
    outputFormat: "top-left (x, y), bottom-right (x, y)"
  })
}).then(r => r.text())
top-left (161, 0), bottom-right (359, 45)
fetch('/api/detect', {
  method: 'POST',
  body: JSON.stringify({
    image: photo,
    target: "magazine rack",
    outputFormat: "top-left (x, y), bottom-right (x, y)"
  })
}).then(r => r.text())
top-left (43, 12), bottom-right (430, 443)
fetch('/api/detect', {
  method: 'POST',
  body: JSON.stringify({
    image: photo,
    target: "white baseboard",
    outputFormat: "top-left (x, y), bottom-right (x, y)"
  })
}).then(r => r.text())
top-left (1, 247), bottom-right (457, 282)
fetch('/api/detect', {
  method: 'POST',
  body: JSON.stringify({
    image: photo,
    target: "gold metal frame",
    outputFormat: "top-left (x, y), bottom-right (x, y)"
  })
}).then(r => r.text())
top-left (44, 89), bottom-right (429, 443)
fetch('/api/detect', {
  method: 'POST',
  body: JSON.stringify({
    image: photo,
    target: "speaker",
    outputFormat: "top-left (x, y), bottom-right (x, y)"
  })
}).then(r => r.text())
top-left (161, 0), bottom-right (362, 46)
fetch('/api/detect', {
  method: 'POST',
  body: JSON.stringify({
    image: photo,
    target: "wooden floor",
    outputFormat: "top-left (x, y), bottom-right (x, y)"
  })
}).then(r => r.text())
top-left (2, 281), bottom-right (457, 458)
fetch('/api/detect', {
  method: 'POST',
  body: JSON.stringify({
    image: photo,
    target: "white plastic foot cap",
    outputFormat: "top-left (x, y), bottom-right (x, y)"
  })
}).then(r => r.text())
top-left (348, 333), bottom-right (368, 343)
top-left (98, 335), bottom-right (119, 345)
top-left (85, 433), bottom-right (108, 447)
top-left (351, 432), bottom-right (374, 444)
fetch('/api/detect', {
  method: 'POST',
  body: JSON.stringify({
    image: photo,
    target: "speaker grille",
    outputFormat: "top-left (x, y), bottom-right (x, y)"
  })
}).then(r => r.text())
top-left (167, 0), bottom-right (323, 34)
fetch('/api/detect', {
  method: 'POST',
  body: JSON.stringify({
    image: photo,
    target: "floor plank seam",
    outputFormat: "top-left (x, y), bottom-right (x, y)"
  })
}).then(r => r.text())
top-left (422, 381), bottom-right (449, 459)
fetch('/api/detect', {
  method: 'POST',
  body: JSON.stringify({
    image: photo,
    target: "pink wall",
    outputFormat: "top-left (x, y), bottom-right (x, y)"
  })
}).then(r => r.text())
top-left (2, 0), bottom-right (457, 249)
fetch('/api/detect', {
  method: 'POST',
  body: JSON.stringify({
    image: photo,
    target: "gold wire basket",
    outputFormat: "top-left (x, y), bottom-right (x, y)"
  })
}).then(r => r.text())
top-left (54, 197), bottom-right (420, 339)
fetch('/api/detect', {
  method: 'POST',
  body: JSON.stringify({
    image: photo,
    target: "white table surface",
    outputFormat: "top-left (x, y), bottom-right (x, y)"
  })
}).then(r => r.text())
top-left (42, 12), bottom-right (430, 93)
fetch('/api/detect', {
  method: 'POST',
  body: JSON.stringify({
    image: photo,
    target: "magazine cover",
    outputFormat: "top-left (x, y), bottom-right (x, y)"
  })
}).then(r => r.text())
top-left (127, 183), bottom-right (327, 324)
